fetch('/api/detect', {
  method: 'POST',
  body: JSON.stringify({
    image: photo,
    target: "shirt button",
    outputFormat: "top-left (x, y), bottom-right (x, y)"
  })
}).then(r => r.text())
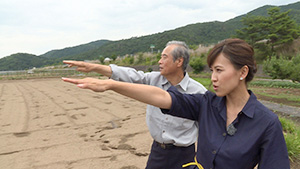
top-left (212, 150), bottom-right (216, 154)
top-left (223, 133), bottom-right (226, 136)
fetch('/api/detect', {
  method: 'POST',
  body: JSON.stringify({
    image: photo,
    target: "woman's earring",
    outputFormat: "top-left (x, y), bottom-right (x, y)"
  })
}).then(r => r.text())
top-left (240, 77), bottom-right (243, 81)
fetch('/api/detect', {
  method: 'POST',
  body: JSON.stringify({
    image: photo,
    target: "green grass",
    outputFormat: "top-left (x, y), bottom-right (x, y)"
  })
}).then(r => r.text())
top-left (250, 80), bottom-right (300, 89)
top-left (192, 76), bottom-right (300, 90)
top-left (250, 88), bottom-right (300, 102)
top-left (248, 85), bottom-right (300, 107)
top-left (280, 117), bottom-right (298, 134)
top-left (192, 77), bottom-right (212, 90)
top-left (280, 117), bottom-right (300, 162)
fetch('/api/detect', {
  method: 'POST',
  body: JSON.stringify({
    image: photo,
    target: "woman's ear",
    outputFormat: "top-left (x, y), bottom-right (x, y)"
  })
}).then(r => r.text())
top-left (240, 65), bottom-right (249, 80)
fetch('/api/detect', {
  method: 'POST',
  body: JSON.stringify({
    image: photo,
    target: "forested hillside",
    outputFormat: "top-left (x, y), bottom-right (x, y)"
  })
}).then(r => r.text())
top-left (1, 1), bottom-right (300, 71)
top-left (80, 1), bottom-right (300, 59)
top-left (41, 40), bottom-right (110, 59)
top-left (0, 53), bottom-right (50, 71)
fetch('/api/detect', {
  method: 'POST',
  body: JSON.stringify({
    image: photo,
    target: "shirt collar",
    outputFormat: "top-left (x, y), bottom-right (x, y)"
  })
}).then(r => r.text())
top-left (240, 90), bottom-right (257, 119)
top-left (161, 72), bottom-right (190, 92)
top-left (215, 90), bottom-right (257, 119)
top-left (177, 72), bottom-right (190, 91)
top-left (161, 77), bottom-right (169, 86)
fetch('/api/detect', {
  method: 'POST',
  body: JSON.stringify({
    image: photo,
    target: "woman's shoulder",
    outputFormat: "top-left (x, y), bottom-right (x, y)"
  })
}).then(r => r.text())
top-left (249, 93), bottom-right (279, 123)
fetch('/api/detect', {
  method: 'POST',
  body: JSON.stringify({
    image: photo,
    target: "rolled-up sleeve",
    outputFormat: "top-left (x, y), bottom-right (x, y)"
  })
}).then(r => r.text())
top-left (110, 64), bottom-right (148, 83)
top-left (161, 86), bottom-right (204, 121)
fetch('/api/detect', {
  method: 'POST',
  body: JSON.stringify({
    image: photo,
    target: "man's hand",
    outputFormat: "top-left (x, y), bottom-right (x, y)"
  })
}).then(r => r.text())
top-left (63, 60), bottom-right (112, 77)
top-left (63, 60), bottom-right (95, 73)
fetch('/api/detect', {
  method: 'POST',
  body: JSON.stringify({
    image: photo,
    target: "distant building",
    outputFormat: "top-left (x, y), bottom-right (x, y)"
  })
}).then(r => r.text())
top-left (27, 67), bottom-right (36, 74)
top-left (104, 57), bottom-right (112, 63)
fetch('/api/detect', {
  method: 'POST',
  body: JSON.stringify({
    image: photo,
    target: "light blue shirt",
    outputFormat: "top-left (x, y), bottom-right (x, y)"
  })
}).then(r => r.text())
top-left (110, 64), bottom-right (207, 146)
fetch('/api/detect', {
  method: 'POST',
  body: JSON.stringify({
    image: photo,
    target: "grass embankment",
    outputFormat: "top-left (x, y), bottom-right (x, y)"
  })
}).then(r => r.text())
top-left (281, 118), bottom-right (300, 162)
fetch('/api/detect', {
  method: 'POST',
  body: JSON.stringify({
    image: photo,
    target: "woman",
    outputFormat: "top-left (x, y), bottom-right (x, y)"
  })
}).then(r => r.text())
top-left (62, 38), bottom-right (290, 169)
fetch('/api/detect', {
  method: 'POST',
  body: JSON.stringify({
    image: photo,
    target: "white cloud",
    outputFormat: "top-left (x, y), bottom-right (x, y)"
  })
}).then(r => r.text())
top-left (0, 0), bottom-right (299, 58)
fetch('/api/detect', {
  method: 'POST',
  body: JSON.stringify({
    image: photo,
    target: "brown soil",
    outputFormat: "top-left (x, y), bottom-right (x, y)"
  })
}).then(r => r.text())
top-left (250, 86), bottom-right (300, 122)
top-left (254, 87), bottom-right (300, 107)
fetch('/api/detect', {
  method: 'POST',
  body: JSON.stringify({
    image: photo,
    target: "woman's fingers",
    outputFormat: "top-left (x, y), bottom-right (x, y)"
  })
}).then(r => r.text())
top-left (61, 77), bottom-right (81, 84)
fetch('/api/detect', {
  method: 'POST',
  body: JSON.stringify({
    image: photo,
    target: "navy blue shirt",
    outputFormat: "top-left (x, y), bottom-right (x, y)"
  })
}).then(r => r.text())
top-left (162, 86), bottom-right (290, 169)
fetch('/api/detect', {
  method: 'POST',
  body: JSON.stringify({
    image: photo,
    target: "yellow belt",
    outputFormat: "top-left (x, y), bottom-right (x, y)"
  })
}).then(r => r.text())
top-left (182, 156), bottom-right (204, 169)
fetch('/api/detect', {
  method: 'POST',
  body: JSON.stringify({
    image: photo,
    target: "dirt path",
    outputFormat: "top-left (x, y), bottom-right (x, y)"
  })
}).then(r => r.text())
top-left (260, 100), bottom-right (300, 123)
top-left (0, 78), bottom-right (151, 169)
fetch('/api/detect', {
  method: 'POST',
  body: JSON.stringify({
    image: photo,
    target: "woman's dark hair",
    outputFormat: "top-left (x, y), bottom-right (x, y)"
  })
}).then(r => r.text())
top-left (207, 38), bottom-right (257, 83)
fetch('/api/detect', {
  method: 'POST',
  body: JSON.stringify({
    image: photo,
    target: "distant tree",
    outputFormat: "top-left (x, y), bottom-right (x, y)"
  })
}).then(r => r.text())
top-left (110, 54), bottom-right (117, 61)
top-left (236, 15), bottom-right (269, 47)
top-left (267, 7), bottom-right (300, 53)
top-left (99, 56), bottom-right (105, 64)
top-left (236, 7), bottom-right (300, 58)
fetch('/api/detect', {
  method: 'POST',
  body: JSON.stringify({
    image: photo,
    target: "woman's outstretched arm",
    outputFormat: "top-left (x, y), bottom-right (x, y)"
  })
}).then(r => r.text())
top-left (62, 77), bottom-right (172, 109)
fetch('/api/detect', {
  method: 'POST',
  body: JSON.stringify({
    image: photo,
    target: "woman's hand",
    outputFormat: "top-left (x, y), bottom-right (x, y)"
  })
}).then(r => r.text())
top-left (62, 77), bottom-right (112, 92)
top-left (62, 77), bottom-right (172, 109)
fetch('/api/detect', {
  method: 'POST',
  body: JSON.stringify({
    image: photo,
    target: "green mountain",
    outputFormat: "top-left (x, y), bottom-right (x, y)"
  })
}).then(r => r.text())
top-left (58, 1), bottom-right (300, 61)
top-left (41, 40), bottom-right (110, 59)
top-left (1, 1), bottom-right (300, 71)
top-left (0, 53), bottom-right (50, 71)
top-left (0, 40), bottom-right (110, 71)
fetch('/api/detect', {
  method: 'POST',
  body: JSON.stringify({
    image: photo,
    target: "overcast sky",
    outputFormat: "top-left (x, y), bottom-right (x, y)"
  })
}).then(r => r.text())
top-left (0, 0), bottom-right (299, 58)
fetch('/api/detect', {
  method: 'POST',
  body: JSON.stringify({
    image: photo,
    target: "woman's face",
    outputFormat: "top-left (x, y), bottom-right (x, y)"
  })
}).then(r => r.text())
top-left (210, 53), bottom-right (242, 97)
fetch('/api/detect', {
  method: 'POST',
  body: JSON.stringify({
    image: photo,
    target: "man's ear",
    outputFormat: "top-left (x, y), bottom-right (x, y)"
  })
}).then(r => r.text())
top-left (176, 58), bottom-right (184, 68)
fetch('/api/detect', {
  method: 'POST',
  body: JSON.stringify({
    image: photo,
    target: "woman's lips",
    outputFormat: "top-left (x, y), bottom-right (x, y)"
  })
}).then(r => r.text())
top-left (213, 85), bottom-right (218, 91)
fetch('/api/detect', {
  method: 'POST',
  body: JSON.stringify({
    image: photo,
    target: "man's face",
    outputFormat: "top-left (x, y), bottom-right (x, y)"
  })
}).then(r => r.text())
top-left (158, 45), bottom-right (179, 76)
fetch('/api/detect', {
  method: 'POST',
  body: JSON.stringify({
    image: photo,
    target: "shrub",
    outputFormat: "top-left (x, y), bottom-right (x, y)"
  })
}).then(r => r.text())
top-left (122, 56), bottom-right (134, 65)
top-left (263, 55), bottom-right (300, 82)
top-left (290, 55), bottom-right (300, 82)
top-left (190, 53), bottom-right (206, 74)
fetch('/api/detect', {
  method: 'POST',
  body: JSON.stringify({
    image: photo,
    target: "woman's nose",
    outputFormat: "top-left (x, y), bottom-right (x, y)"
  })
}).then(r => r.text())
top-left (211, 72), bottom-right (217, 82)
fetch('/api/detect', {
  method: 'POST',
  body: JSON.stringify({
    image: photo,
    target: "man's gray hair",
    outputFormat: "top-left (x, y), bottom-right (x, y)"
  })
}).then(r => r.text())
top-left (166, 40), bottom-right (190, 71)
